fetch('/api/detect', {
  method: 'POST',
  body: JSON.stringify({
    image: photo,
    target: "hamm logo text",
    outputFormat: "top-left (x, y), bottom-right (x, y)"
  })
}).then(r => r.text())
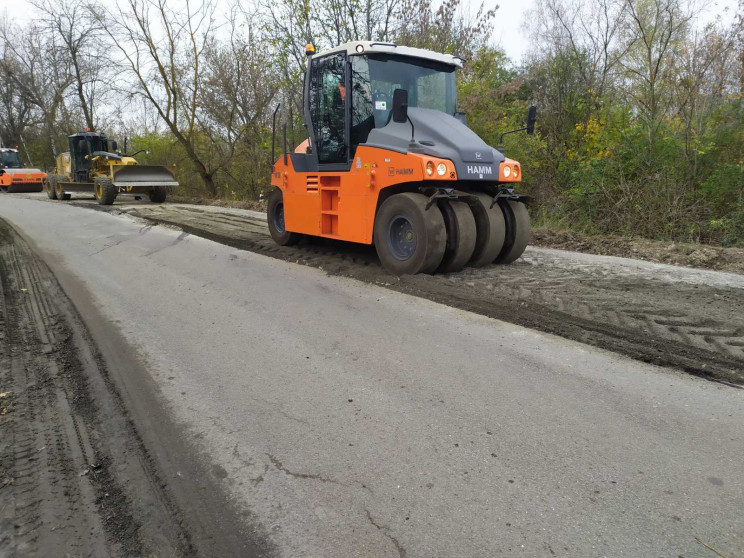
top-left (466, 165), bottom-right (492, 175)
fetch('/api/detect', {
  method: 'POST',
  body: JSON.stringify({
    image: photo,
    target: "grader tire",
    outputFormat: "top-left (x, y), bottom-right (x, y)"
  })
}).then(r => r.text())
top-left (149, 186), bottom-right (167, 203)
top-left (374, 192), bottom-right (446, 275)
top-left (267, 188), bottom-right (301, 246)
top-left (94, 176), bottom-right (117, 205)
top-left (45, 175), bottom-right (57, 199)
top-left (468, 192), bottom-right (506, 267)
top-left (496, 200), bottom-right (530, 264)
top-left (437, 199), bottom-right (477, 273)
top-left (55, 176), bottom-right (71, 201)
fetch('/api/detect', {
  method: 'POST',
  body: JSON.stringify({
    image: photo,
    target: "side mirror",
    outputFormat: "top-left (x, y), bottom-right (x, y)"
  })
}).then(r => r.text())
top-left (110, 141), bottom-right (118, 152)
top-left (392, 88), bottom-right (408, 123)
top-left (526, 105), bottom-right (537, 135)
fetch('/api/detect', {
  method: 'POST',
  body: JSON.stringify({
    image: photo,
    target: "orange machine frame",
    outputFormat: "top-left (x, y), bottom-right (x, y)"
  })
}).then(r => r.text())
top-left (0, 169), bottom-right (46, 189)
top-left (271, 146), bottom-right (521, 245)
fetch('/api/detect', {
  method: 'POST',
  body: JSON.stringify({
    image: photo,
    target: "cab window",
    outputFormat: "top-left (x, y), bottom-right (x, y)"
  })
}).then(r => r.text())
top-left (309, 53), bottom-right (348, 164)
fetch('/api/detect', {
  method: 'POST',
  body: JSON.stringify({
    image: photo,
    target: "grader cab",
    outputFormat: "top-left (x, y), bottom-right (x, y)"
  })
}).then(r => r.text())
top-left (46, 130), bottom-right (178, 205)
top-left (268, 42), bottom-right (535, 274)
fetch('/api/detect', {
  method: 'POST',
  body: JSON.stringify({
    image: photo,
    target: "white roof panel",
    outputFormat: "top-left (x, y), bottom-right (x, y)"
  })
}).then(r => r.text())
top-left (314, 41), bottom-right (464, 68)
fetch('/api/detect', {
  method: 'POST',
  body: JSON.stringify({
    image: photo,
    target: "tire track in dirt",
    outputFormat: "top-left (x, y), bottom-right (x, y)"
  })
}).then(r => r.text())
top-left (105, 204), bottom-right (744, 386)
top-left (0, 219), bottom-right (196, 557)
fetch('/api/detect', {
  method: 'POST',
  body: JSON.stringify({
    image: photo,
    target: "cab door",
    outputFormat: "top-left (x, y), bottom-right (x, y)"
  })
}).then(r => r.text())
top-left (308, 52), bottom-right (349, 169)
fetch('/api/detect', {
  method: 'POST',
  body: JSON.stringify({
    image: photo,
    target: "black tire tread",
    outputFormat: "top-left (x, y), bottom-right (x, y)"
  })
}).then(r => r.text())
top-left (374, 192), bottom-right (446, 275)
top-left (496, 200), bottom-right (530, 264)
top-left (468, 192), bottom-right (506, 267)
top-left (149, 187), bottom-right (167, 203)
top-left (94, 176), bottom-right (117, 205)
top-left (267, 188), bottom-right (301, 246)
top-left (437, 199), bottom-right (477, 273)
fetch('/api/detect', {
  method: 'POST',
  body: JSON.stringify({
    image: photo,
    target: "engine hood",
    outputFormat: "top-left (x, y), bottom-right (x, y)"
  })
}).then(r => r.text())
top-left (364, 108), bottom-right (504, 181)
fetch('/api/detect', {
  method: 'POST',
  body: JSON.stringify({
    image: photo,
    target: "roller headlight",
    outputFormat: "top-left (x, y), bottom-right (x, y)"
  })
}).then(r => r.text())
top-left (512, 165), bottom-right (519, 178)
top-left (437, 163), bottom-right (447, 176)
top-left (426, 161), bottom-right (434, 176)
top-left (503, 165), bottom-right (511, 178)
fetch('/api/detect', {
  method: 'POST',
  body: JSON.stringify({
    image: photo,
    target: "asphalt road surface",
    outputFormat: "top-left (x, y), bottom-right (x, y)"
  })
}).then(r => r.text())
top-left (1, 196), bottom-right (742, 557)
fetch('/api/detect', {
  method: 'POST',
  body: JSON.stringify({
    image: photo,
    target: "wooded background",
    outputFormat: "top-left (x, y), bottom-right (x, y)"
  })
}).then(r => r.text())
top-left (1, 0), bottom-right (743, 245)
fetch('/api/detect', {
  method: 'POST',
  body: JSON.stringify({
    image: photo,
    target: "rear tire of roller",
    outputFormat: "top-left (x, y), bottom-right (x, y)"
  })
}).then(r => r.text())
top-left (267, 188), bottom-right (301, 246)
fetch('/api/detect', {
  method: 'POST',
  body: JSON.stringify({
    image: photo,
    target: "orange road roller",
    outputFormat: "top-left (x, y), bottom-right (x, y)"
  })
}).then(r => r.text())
top-left (0, 147), bottom-right (46, 193)
top-left (269, 41), bottom-right (535, 274)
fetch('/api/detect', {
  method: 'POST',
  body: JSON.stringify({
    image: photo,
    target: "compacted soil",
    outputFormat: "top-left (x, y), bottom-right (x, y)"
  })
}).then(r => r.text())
top-left (98, 202), bottom-right (744, 387)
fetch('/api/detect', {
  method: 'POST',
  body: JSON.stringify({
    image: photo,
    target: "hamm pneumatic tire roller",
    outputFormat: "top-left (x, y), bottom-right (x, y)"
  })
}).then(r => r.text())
top-left (47, 130), bottom-right (178, 205)
top-left (268, 41), bottom-right (535, 275)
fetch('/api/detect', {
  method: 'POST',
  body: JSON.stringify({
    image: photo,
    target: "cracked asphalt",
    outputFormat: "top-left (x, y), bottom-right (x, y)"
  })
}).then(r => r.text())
top-left (1, 196), bottom-right (743, 557)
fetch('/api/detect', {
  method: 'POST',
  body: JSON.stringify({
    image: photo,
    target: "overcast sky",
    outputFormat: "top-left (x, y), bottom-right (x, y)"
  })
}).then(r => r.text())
top-left (4, 0), bottom-right (739, 64)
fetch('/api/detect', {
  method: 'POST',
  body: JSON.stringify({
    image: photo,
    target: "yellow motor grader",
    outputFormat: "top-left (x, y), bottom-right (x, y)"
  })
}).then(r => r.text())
top-left (47, 130), bottom-right (178, 205)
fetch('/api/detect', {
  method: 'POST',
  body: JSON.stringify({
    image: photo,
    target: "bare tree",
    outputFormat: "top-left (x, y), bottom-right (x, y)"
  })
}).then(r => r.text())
top-left (0, 18), bottom-right (74, 159)
top-left (199, 10), bottom-right (280, 196)
top-left (95, 0), bottom-right (219, 195)
top-left (619, 0), bottom-right (693, 155)
top-left (0, 44), bottom-right (37, 149)
top-left (33, 0), bottom-right (107, 131)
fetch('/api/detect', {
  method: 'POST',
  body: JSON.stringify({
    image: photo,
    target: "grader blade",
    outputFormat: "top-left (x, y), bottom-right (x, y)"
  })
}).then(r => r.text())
top-left (112, 165), bottom-right (179, 188)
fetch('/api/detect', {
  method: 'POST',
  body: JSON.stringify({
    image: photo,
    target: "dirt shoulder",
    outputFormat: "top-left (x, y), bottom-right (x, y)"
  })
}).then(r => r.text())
top-left (532, 227), bottom-right (744, 275)
top-left (105, 203), bottom-right (744, 388)
top-left (0, 218), bottom-right (195, 557)
top-left (162, 195), bottom-right (744, 276)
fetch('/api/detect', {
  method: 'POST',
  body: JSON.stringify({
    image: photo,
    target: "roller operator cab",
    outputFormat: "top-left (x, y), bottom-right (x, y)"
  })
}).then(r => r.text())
top-left (46, 130), bottom-right (179, 205)
top-left (269, 41), bottom-right (535, 274)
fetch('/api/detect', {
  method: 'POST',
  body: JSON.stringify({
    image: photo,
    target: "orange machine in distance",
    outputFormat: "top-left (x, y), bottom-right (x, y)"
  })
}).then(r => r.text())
top-left (269, 41), bottom-right (536, 275)
top-left (0, 147), bottom-right (46, 193)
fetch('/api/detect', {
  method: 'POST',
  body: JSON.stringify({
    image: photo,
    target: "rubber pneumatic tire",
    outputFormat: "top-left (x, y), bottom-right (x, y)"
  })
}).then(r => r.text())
top-left (55, 176), bottom-right (71, 201)
top-left (46, 175), bottom-right (58, 199)
top-left (149, 186), bottom-right (167, 203)
top-left (468, 192), bottom-right (506, 267)
top-left (437, 199), bottom-right (477, 273)
top-left (94, 176), bottom-right (117, 205)
top-left (267, 188), bottom-right (300, 246)
top-left (495, 200), bottom-right (530, 264)
top-left (374, 192), bottom-right (446, 275)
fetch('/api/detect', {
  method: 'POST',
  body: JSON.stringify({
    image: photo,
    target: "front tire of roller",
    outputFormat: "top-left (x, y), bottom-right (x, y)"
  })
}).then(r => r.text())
top-left (94, 176), bottom-right (117, 205)
top-left (374, 192), bottom-right (446, 275)
top-left (437, 199), bottom-right (477, 273)
top-left (496, 200), bottom-right (530, 264)
top-left (468, 192), bottom-right (506, 267)
top-left (267, 188), bottom-right (300, 246)
top-left (149, 186), bottom-right (167, 203)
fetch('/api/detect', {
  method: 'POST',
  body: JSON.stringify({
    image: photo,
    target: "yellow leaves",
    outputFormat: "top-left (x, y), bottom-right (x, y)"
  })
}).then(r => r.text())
top-left (576, 117), bottom-right (603, 139)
